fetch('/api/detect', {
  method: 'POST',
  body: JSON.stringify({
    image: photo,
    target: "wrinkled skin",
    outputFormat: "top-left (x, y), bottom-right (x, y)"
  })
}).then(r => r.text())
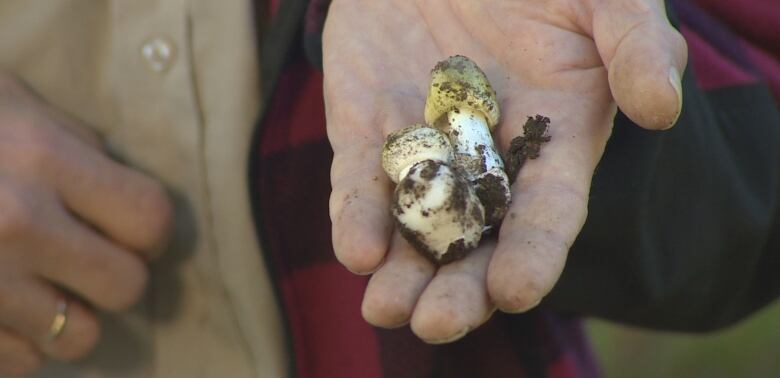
top-left (325, 0), bottom-right (686, 343)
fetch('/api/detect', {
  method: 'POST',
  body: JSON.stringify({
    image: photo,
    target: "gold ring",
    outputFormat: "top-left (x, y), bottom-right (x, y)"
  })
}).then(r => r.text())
top-left (46, 298), bottom-right (68, 341)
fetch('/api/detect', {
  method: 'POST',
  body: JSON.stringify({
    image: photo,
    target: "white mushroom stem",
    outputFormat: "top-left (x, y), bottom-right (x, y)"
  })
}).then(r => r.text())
top-left (447, 108), bottom-right (505, 180)
top-left (445, 108), bottom-right (511, 227)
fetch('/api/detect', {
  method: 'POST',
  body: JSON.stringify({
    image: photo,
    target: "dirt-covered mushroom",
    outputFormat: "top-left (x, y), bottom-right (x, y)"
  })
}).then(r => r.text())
top-left (392, 160), bottom-right (485, 264)
top-left (424, 55), bottom-right (510, 227)
top-left (382, 125), bottom-right (485, 264)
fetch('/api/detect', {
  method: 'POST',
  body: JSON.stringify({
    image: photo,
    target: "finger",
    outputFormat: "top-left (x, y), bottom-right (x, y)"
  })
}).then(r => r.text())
top-left (4, 121), bottom-right (172, 258)
top-left (0, 75), bottom-right (170, 257)
top-left (0, 327), bottom-right (43, 377)
top-left (410, 241), bottom-right (496, 344)
top-left (490, 89), bottom-right (614, 312)
top-left (362, 232), bottom-right (435, 328)
top-left (591, 0), bottom-right (688, 129)
top-left (489, 185), bottom-right (585, 312)
top-left (0, 179), bottom-right (148, 311)
top-left (0, 276), bottom-right (99, 362)
top-left (47, 133), bottom-right (173, 257)
top-left (326, 86), bottom-right (422, 274)
top-left (28, 201), bottom-right (149, 312)
top-left (39, 295), bottom-right (100, 362)
top-left (329, 142), bottom-right (393, 274)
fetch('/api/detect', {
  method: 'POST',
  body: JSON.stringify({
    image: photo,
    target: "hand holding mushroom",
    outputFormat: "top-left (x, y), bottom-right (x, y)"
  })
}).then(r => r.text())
top-left (325, 0), bottom-right (687, 343)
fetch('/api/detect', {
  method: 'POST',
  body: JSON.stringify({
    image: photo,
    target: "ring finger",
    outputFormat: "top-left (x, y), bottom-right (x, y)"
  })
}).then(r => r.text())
top-left (0, 274), bottom-right (100, 361)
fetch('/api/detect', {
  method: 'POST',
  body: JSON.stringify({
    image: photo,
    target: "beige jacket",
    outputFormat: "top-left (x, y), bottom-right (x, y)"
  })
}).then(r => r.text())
top-left (0, 1), bottom-right (288, 377)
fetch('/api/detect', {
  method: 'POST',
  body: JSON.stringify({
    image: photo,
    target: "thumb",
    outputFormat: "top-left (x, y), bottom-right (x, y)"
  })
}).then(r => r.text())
top-left (592, 0), bottom-right (688, 130)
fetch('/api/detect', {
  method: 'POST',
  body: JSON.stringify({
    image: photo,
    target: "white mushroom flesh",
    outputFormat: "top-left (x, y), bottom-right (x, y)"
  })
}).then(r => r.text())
top-left (392, 160), bottom-right (485, 263)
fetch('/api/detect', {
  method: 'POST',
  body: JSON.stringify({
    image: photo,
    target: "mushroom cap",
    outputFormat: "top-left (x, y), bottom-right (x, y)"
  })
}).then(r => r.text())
top-left (392, 160), bottom-right (485, 264)
top-left (424, 55), bottom-right (500, 129)
top-left (382, 124), bottom-right (454, 183)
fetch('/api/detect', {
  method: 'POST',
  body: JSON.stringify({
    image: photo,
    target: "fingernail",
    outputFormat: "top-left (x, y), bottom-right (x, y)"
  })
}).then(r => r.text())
top-left (664, 67), bottom-right (683, 130)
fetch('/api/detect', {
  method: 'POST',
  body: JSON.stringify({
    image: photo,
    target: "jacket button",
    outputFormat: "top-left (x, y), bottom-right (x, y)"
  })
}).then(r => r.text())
top-left (141, 37), bottom-right (176, 73)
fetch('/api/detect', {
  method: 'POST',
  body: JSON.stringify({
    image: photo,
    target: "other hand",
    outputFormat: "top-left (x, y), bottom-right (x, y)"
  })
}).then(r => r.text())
top-left (0, 74), bottom-right (173, 375)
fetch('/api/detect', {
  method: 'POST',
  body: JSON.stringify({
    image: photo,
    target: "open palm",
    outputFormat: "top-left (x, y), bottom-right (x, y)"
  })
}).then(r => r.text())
top-left (324, 0), bottom-right (686, 343)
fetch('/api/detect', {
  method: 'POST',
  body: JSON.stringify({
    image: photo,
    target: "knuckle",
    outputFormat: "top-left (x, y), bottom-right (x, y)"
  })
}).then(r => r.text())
top-left (0, 119), bottom-right (61, 174)
top-left (0, 183), bottom-right (35, 239)
top-left (0, 92), bottom-right (64, 175)
top-left (328, 189), bottom-right (345, 224)
top-left (16, 126), bottom-right (60, 170)
top-left (669, 28), bottom-right (689, 57)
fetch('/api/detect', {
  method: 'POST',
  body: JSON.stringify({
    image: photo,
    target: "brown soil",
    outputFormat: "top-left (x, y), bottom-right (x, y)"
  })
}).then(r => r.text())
top-left (504, 115), bottom-right (551, 183)
top-left (474, 173), bottom-right (509, 227)
top-left (395, 220), bottom-right (440, 264)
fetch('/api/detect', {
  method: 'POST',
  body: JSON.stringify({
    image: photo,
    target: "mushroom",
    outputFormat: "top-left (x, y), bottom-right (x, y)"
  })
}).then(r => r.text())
top-left (382, 124), bottom-right (453, 184)
top-left (424, 55), bottom-right (510, 227)
top-left (382, 125), bottom-right (486, 264)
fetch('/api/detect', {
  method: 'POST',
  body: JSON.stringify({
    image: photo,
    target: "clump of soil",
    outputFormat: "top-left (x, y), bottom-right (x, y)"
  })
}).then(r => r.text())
top-left (474, 173), bottom-right (509, 227)
top-left (504, 115), bottom-right (551, 183)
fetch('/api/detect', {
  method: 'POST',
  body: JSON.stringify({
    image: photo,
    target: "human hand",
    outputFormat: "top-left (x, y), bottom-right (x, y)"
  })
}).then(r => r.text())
top-left (0, 74), bottom-right (173, 375)
top-left (325, 0), bottom-right (686, 343)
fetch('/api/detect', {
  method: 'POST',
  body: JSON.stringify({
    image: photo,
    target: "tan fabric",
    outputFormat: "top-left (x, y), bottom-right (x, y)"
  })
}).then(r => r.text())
top-left (0, 1), bottom-right (288, 377)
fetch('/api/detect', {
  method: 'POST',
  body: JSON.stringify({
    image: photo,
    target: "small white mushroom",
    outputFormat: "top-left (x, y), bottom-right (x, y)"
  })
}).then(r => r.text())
top-left (382, 125), bottom-right (485, 264)
top-left (425, 55), bottom-right (511, 227)
top-left (381, 124), bottom-right (453, 183)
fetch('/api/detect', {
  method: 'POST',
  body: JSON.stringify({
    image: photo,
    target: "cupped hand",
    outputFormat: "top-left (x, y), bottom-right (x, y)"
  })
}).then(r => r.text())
top-left (325, 0), bottom-right (686, 343)
top-left (0, 74), bottom-right (173, 375)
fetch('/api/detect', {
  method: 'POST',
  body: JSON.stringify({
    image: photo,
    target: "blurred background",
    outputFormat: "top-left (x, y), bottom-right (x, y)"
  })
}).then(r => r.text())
top-left (586, 300), bottom-right (780, 377)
